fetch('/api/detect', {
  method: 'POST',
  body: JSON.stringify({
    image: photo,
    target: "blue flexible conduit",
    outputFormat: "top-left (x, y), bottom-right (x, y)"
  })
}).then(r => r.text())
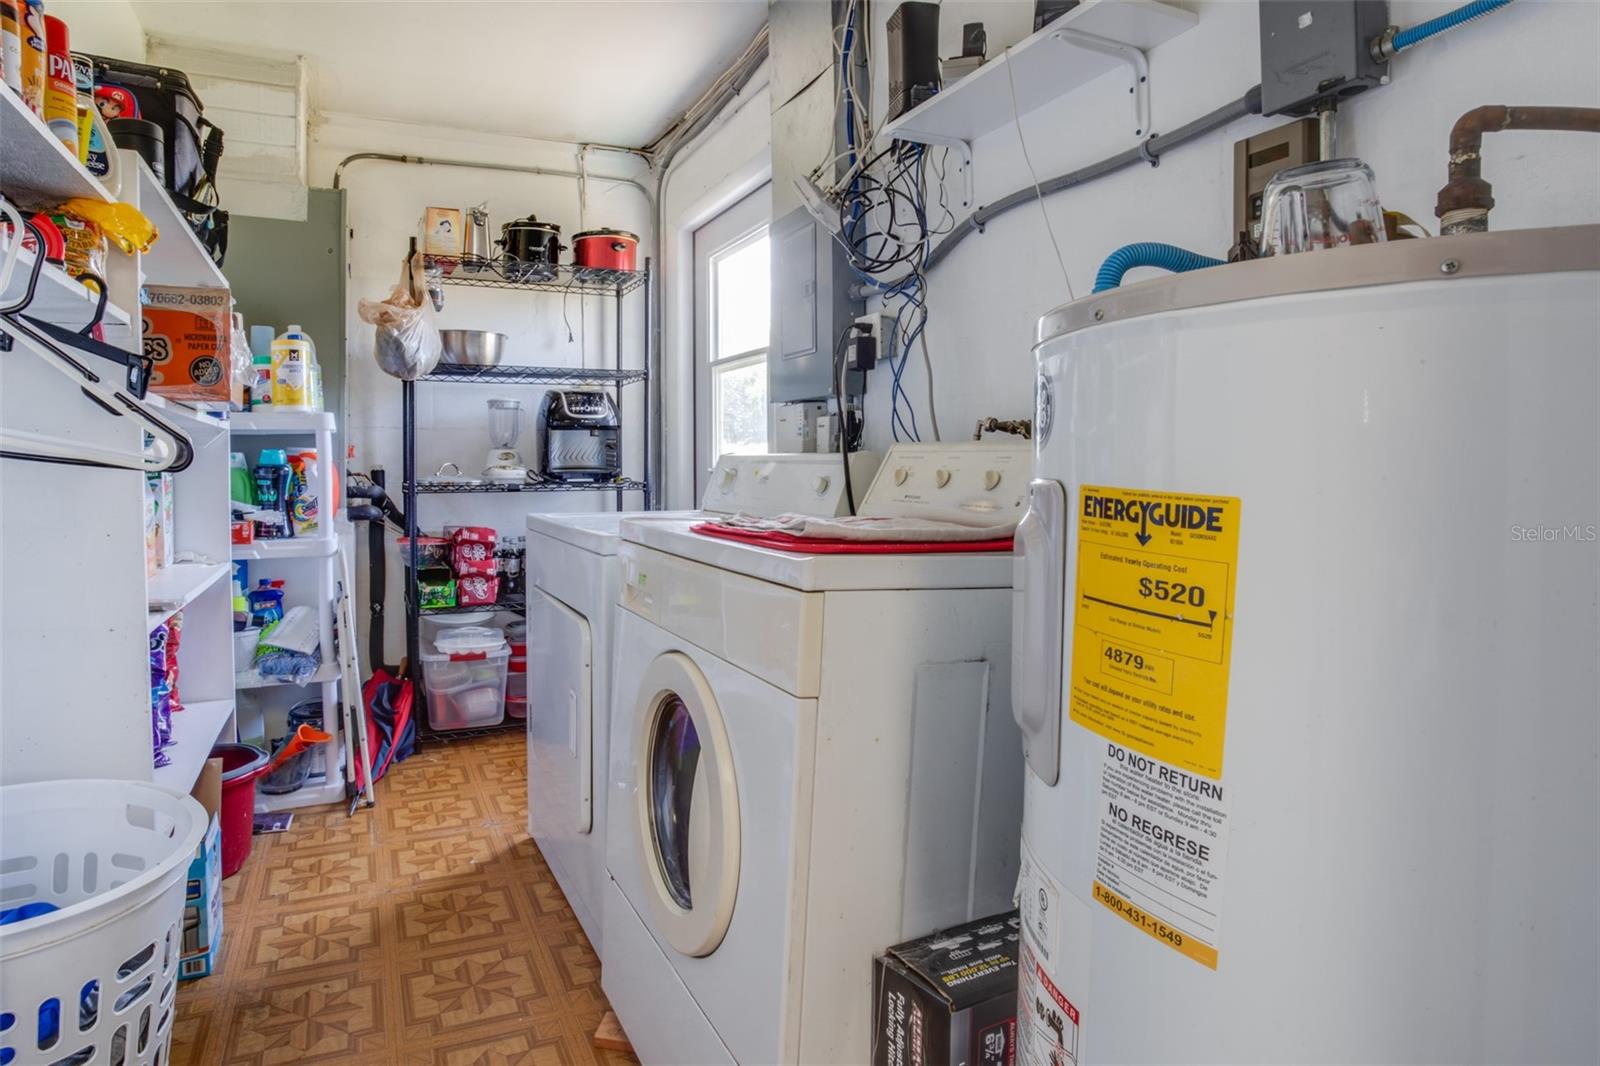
top-left (1392, 0), bottom-right (1513, 53)
top-left (1093, 244), bottom-right (1225, 293)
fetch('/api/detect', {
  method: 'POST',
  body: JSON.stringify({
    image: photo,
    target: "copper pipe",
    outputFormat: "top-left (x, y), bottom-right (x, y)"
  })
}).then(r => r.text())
top-left (1435, 106), bottom-right (1600, 235)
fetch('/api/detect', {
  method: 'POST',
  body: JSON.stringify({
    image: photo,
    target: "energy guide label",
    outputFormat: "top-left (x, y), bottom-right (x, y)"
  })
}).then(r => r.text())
top-left (1068, 486), bottom-right (1240, 778)
top-left (1069, 485), bottom-right (1240, 966)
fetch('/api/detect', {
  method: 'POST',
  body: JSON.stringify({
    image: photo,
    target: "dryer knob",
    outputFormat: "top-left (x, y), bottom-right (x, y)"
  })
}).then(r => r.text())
top-left (813, 476), bottom-right (830, 495)
top-left (935, 468), bottom-right (952, 488)
top-left (984, 470), bottom-right (1002, 491)
top-left (720, 467), bottom-right (738, 488)
top-left (893, 467), bottom-right (910, 486)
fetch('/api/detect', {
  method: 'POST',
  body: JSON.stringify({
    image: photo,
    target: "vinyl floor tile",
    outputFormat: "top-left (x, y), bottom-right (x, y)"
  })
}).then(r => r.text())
top-left (169, 733), bottom-right (636, 1066)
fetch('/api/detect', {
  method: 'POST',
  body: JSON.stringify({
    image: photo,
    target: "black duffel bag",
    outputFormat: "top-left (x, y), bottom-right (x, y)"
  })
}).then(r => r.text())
top-left (87, 55), bottom-right (228, 267)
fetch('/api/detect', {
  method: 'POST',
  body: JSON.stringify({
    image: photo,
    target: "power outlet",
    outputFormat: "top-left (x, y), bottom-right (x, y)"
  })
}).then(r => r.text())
top-left (851, 311), bottom-right (896, 371)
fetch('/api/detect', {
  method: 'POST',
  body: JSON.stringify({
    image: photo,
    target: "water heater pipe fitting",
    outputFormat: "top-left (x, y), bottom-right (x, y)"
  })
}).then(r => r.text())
top-left (1092, 243), bottom-right (1225, 293)
top-left (1435, 106), bottom-right (1600, 235)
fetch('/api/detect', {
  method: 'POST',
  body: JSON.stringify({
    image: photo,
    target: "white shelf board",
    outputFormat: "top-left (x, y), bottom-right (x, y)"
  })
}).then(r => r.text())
top-left (152, 698), bottom-right (235, 793)
top-left (229, 410), bottom-right (336, 434)
top-left (235, 663), bottom-right (340, 691)
top-left (0, 90), bottom-right (116, 205)
top-left (1, 248), bottom-right (135, 345)
top-left (255, 773), bottom-right (345, 813)
top-left (233, 536), bottom-right (337, 561)
top-left (148, 561), bottom-right (231, 630)
top-left (142, 395), bottom-right (230, 435)
top-left (134, 158), bottom-right (229, 289)
top-left (879, 0), bottom-right (1197, 146)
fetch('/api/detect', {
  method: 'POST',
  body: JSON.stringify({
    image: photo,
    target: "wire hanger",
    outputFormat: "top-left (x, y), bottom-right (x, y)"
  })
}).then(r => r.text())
top-left (1, 203), bottom-right (194, 473)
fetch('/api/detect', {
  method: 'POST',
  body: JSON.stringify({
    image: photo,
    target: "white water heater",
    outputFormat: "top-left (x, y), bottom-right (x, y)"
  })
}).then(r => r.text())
top-left (1011, 226), bottom-right (1599, 1064)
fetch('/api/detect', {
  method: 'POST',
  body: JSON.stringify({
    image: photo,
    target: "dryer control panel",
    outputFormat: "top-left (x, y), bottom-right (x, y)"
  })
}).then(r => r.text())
top-left (699, 452), bottom-right (884, 517)
top-left (859, 443), bottom-right (1033, 524)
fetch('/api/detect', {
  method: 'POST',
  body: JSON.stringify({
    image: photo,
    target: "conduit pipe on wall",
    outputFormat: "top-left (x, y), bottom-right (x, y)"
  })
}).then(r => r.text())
top-left (646, 26), bottom-right (771, 502)
top-left (842, 85), bottom-right (1264, 299)
top-left (330, 151), bottom-right (654, 206)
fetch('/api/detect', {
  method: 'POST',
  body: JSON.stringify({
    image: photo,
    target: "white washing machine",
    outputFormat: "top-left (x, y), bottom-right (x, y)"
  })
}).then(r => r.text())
top-left (602, 443), bottom-right (1031, 1064)
top-left (524, 453), bottom-right (881, 945)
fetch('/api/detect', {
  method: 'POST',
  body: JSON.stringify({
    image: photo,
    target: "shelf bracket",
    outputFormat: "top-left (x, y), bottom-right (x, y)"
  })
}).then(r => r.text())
top-left (888, 130), bottom-right (974, 210)
top-left (1053, 29), bottom-right (1151, 141)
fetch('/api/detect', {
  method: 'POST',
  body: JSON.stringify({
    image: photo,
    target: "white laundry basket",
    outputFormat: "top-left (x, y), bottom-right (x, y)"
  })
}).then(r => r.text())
top-left (0, 780), bottom-right (208, 1066)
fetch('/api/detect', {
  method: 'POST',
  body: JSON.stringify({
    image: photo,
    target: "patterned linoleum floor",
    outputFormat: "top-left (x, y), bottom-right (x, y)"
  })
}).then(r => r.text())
top-left (170, 730), bottom-right (638, 1066)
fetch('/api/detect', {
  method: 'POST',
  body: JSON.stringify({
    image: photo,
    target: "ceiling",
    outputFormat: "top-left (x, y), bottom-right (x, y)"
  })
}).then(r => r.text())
top-left (130, 0), bottom-right (768, 146)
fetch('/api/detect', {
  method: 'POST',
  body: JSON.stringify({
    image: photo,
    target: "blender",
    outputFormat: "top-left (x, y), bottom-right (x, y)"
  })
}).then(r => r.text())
top-left (483, 398), bottom-right (528, 483)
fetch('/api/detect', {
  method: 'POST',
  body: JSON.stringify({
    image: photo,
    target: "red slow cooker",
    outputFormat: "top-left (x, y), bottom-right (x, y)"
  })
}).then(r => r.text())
top-left (572, 229), bottom-right (638, 272)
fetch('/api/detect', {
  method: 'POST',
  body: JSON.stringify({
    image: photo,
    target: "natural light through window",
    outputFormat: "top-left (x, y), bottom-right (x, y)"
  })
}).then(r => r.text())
top-left (709, 230), bottom-right (770, 459)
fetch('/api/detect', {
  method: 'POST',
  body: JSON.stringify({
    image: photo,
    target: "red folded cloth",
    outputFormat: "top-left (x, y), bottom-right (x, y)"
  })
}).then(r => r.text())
top-left (689, 522), bottom-right (1013, 554)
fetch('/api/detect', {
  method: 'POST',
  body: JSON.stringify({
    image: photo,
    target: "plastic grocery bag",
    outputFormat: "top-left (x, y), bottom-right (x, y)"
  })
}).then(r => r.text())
top-left (358, 251), bottom-right (442, 380)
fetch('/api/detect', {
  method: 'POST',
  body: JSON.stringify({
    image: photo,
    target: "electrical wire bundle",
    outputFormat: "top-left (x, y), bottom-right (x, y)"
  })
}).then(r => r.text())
top-left (819, 0), bottom-right (951, 444)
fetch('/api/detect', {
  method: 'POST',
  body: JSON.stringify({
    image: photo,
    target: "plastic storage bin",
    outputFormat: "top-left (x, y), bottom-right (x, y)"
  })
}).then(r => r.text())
top-left (506, 670), bottom-right (527, 719)
top-left (0, 779), bottom-right (208, 1066)
top-left (421, 627), bottom-right (509, 731)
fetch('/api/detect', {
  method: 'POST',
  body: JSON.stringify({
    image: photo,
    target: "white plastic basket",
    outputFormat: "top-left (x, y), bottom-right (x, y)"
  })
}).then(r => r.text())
top-left (0, 780), bottom-right (208, 1066)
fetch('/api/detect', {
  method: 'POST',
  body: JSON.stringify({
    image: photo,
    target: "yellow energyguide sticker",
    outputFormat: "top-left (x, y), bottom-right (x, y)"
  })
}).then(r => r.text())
top-left (1069, 486), bottom-right (1241, 778)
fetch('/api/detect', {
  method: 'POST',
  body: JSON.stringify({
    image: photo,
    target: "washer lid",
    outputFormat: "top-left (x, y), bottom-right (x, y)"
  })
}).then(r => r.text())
top-left (620, 518), bottom-right (1013, 592)
top-left (527, 510), bottom-right (705, 555)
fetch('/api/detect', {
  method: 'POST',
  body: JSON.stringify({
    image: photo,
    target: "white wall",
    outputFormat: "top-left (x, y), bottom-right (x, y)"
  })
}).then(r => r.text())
top-left (51, 0), bottom-right (145, 60)
top-left (856, 0), bottom-right (1600, 450)
top-left (657, 66), bottom-right (774, 507)
top-left (308, 115), bottom-right (653, 659)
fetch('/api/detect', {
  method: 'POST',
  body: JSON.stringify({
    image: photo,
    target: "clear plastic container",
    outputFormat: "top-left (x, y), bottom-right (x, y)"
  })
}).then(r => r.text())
top-left (1261, 158), bottom-right (1387, 256)
top-left (505, 670), bottom-right (527, 719)
top-left (421, 631), bottom-right (509, 731)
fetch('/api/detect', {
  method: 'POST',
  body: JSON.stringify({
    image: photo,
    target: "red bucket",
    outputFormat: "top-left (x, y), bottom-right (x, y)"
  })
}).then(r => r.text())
top-left (213, 743), bottom-right (270, 878)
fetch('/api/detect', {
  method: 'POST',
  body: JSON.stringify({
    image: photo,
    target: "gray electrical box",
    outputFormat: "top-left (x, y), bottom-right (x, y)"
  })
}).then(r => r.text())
top-left (1259, 0), bottom-right (1390, 117)
top-left (769, 206), bottom-right (862, 402)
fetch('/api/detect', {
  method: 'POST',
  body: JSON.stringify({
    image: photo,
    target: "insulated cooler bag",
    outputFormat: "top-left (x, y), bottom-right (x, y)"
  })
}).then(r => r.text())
top-left (87, 55), bottom-right (228, 265)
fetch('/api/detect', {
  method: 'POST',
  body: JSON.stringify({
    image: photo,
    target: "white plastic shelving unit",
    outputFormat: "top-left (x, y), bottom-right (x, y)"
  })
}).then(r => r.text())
top-left (230, 409), bottom-right (347, 811)
top-left (878, 0), bottom-right (1197, 206)
top-left (1, 100), bottom-right (239, 792)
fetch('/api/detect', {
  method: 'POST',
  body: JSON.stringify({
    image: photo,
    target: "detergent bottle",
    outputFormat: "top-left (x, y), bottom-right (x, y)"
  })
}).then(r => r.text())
top-left (270, 325), bottom-right (315, 410)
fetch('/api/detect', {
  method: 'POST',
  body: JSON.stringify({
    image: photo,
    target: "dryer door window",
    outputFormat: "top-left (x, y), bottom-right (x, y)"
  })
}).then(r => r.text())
top-left (648, 695), bottom-right (701, 908)
top-left (633, 652), bottom-right (740, 958)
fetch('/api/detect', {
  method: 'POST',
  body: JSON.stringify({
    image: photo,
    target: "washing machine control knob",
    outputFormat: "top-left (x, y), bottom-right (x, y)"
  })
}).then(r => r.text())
top-left (893, 467), bottom-right (910, 485)
top-left (720, 467), bottom-right (738, 489)
top-left (984, 470), bottom-right (1002, 491)
top-left (813, 476), bottom-right (830, 495)
top-left (935, 468), bottom-right (952, 488)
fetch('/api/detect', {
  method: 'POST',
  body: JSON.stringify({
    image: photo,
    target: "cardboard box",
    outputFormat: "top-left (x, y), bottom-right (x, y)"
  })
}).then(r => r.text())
top-left (180, 759), bottom-right (224, 980)
top-left (872, 911), bottom-right (1021, 1066)
top-left (424, 207), bottom-right (462, 258)
top-left (142, 285), bottom-right (233, 403)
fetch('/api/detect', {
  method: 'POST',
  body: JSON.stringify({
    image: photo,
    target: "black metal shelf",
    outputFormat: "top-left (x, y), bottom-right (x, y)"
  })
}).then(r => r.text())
top-left (426, 256), bottom-right (646, 296)
top-left (408, 478), bottom-right (647, 495)
top-left (423, 364), bottom-right (647, 387)
top-left (419, 593), bottom-right (526, 617)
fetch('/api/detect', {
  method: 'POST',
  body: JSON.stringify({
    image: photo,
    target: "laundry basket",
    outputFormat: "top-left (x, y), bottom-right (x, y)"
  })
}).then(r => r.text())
top-left (0, 779), bottom-right (209, 1066)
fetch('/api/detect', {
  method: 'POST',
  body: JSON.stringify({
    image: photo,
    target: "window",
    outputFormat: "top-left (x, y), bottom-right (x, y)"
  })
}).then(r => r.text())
top-left (694, 187), bottom-right (771, 488)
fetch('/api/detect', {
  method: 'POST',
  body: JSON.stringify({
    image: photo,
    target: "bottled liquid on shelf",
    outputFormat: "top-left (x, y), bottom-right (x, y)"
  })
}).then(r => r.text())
top-left (231, 581), bottom-right (251, 632)
top-left (270, 325), bottom-right (317, 410)
top-left (251, 448), bottom-right (294, 539)
top-left (229, 451), bottom-right (255, 509)
top-left (247, 579), bottom-right (286, 628)
top-left (17, 0), bottom-right (44, 115)
top-left (287, 449), bottom-right (320, 536)
top-left (41, 15), bottom-right (75, 155)
top-left (249, 324), bottom-right (275, 410)
top-left (1, 0), bottom-right (22, 98)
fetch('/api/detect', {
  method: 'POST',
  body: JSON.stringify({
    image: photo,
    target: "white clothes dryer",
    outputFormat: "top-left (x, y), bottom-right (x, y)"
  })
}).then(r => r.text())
top-left (524, 453), bottom-right (881, 945)
top-left (602, 443), bottom-right (1031, 1064)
